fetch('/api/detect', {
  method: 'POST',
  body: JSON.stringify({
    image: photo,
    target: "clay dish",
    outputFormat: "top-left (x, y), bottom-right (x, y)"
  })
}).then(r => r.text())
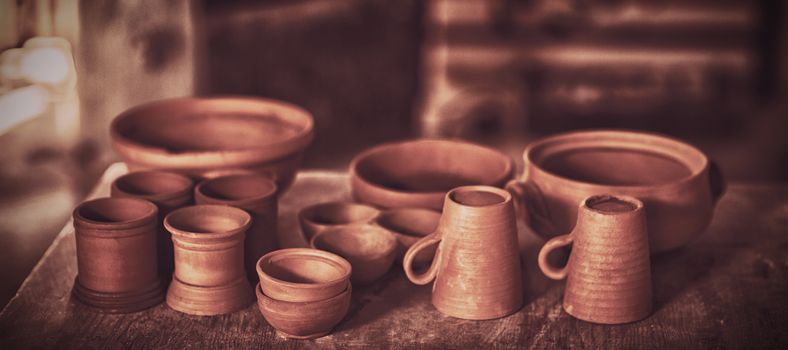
top-left (350, 139), bottom-right (514, 210)
top-left (256, 283), bottom-right (351, 340)
top-left (256, 248), bottom-right (352, 303)
top-left (374, 208), bottom-right (440, 265)
top-left (110, 96), bottom-right (314, 191)
top-left (298, 202), bottom-right (380, 240)
top-left (310, 224), bottom-right (397, 285)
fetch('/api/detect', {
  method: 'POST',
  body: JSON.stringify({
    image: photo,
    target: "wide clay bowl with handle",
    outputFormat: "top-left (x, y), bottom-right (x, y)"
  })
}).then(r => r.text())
top-left (298, 202), bottom-right (380, 241)
top-left (256, 283), bottom-right (351, 340)
top-left (350, 139), bottom-right (514, 210)
top-left (506, 129), bottom-right (726, 253)
top-left (310, 224), bottom-right (398, 285)
top-left (111, 96), bottom-right (314, 191)
top-left (256, 248), bottom-right (352, 303)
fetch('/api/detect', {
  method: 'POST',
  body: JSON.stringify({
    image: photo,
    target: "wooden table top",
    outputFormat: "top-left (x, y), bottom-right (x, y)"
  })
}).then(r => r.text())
top-left (1, 163), bottom-right (786, 349)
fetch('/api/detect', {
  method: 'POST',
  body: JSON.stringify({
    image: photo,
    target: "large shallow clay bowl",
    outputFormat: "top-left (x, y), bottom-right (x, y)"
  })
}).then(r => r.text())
top-left (111, 96), bottom-right (314, 192)
top-left (374, 208), bottom-right (440, 265)
top-left (507, 130), bottom-right (725, 253)
top-left (310, 224), bottom-right (398, 285)
top-left (298, 202), bottom-right (380, 240)
top-left (256, 283), bottom-right (351, 340)
top-left (256, 248), bottom-right (351, 303)
top-left (350, 139), bottom-right (514, 210)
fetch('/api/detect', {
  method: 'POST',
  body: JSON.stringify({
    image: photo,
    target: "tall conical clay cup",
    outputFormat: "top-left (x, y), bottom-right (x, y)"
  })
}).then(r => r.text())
top-left (164, 205), bottom-right (255, 316)
top-left (195, 174), bottom-right (278, 284)
top-left (72, 197), bottom-right (165, 313)
top-left (111, 170), bottom-right (194, 283)
top-left (538, 195), bottom-right (652, 324)
top-left (403, 186), bottom-right (523, 320)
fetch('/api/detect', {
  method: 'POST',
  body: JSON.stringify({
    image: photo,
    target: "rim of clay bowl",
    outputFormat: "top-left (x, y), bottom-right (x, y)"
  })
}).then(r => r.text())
top-left (374, 207), bottom-right (440, 238)
top-left (163, 204), bottom-right (252, 240)
top-left (195, 173), bottom-right (278, 206)
top-left (310, 224), bottom-right (399, 260)
top-left (73, 197), bottom-right (158, 231)
top-left (522, 129), bottom-right (709, 194)
top-left (112, 170), bottom-right (194, 202)
top-left (110, 96), bottom-right (314, 168)
top-left (256, 282), bottom-right (352, 307)
top-left (256, 248), bottom-right (352, 290)
top-left (299, 202), bottom-right (381, 227)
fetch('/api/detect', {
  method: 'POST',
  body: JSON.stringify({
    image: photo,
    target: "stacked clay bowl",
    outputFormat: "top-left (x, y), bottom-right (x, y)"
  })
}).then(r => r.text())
top-left (111, 96), bottom-right (314, 192)
top-left (255, 249), bottom-right (352, 339)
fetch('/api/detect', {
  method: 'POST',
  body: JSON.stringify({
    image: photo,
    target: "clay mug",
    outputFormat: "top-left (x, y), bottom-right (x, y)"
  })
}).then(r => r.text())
top-left (164, 205), bottom-right (255, 316)
top-left (403, 185), bottom-right (523, 320)
top-left (298, 202), bottom-right (380, 241)
top-left (111, 170), bottom-right (194, 282)
top-left (195, 174), bottom-right (279, 283)
top-left (72, 197), bottom-right (165, 313)
top-left (538, 195), bottom-right (652, 324)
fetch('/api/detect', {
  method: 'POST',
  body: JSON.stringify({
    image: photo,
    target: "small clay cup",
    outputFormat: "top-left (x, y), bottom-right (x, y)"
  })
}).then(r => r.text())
top-left (298, 202), bottom-right (380, 241)
top-left (311, 224), bottom-right (398, 285)
top-left (538, 195), bottom-right (652, 324)
top-left (256, 283), bottom-right (351, 340)
top-left (72, 197), bottom-right (164, 313)
top-left (111, 170), bottom-right (194, 282)
top-left (164, 205), bottom-right (255, 316)
top-left (374, 208), bottom-right (441, 265)
top-left (257, 248), bottom-right (352, 302)
top-left (195, 174), bottom-right (279, 283)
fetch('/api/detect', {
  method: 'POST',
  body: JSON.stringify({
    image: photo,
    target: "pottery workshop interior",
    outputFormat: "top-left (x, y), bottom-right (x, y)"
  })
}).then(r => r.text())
top-left (0, 0), bottom-right (786, 348)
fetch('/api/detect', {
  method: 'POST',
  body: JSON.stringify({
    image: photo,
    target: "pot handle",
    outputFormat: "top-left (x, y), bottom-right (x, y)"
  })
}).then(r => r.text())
top-left (505, 179), bottom-right (556, 233)
top-left (403, 230), bottom-right (442, 285)
top-left (709, 160), bottom-right (726, 203)
top-left (537, 233), bottom-right (573, 280)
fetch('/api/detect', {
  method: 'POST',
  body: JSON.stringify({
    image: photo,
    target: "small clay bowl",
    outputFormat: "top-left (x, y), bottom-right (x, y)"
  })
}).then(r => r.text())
top-left (298, 202), bottom-right (380, 240)
top-left (350, 139), bottom-right (514, 210)
top-left (111, 170), bottom-right (194, 210)
top-left (256, 283), bottom-right (351, 340)
top-left (257, 248), bottom-right (352, 303)
top-left (310, 224), bottom-right (398, 285)
top-left (374, 208), bottom-right (441, 265)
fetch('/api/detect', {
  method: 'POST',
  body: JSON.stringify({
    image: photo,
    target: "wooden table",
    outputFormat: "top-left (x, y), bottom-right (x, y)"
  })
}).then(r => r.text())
top-left (1, 164), bottom-right (786, 349)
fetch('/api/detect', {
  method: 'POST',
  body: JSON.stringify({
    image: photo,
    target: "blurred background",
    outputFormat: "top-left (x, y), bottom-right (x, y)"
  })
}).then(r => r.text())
top-left (0, 0), bottom-right (785, 307)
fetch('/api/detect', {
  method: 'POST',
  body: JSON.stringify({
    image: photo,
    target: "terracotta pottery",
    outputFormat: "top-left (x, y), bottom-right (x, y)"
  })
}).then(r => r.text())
top-left (506, 130), bottom-right (726, 253)
top-left (195, 174), bottom-right (279, 283)
top-left (111, 170), bottom-right (194, 282)
top-left (538, 195), bottom-right (652, 324)
top-left (350, 139), bottom-right (515, 210)
top-left (374, 208), bottom-right (441, 266)
top-left (256, 283), bottom-right (351, 340)
top-left (72, 197), bottom-right (164, 313)
top-left (257, 248), bottom-right (351, 302)
top-left (110, 96), bottom-right (314, 191)
top-left (298, 202), bottom-right (380, 241)
top-left (164, 205), bottom-right (255, 316)
top-left (403, 185), bottom-right (523, 320)
top-left (310, 224), bottom-right (398, 285)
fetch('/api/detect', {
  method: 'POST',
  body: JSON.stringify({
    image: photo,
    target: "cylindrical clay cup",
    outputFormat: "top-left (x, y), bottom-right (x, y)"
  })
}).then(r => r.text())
top-left (72, 197), bottom-right (164, 313)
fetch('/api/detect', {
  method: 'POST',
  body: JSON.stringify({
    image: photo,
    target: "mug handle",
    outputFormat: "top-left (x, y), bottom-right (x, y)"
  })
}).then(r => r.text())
top-left (403, 231), bottom-right (442, 285)
top-left (708, 160), bottom-right (726, 203)
top-left (537, 233), bottom-right (573, 280)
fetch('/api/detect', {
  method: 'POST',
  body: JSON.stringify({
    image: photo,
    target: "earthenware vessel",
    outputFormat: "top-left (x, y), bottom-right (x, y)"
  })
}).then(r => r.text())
top-left (72, 197), bottom-right (164, 313)
top-left (111, 170), bottom-right (194, 282)
top-left (311, 224), bottom-right (398, 285)
top-left (374, 208), bottom-right (440, 265)
top-left (538, 195), bottom-right (652, 324)
top-left (257, 248), bottom-right (352, 302)
top-left (350, 139), bottom-right (515, 210)
top-left (403, 185), bottom-right (523, 320)
top-left (298, 202), bottom-right (380, 240)
top-left (195, 174), bottom-right (279, 283)
top-left (164, 205), bottom-right (254, 316)
top-left (506, 130), bottom-right (726, 253)
top-left (110, 96), bottom-right (314, 191)
top-left (256, 283), bottom-right (351, 340)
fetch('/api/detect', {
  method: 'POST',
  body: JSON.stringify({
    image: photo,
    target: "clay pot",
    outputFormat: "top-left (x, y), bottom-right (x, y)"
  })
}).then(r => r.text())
top-left (257, 248), bottom-right (352, 302)
top-left (164, 205), bottom-right (255, 316)
top-left (311, 224), bottom-right (398, 285)
top-left (195, 174), bottom-right (279, 283)
top-left (111, 170), bottom-right (194, 282)
top-left (403, 186), bottom-right (523, 320)
top-left (350, 139), bottom-right (515, 210)
top-left (538, 195), bottom-right (652, 324)
top-left (110, 96), bottom-right (314, 192)
top-left (374, 208), bottom-right (440, 265)
top-left (298, 202), bottom-right (380, 241)
top-left (256, 283), bottom-right (351, 340)
top-left (72, 197), bottom-right (164, 313)
top-left (506, 130), bottom-right (726, 253)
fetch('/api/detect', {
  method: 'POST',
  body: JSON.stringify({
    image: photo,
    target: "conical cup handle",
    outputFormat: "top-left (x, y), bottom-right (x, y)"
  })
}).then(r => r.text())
top-left (403, 231), bottom-right (442, 285)
top-left (537, 233), bottom-right (573, 280)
